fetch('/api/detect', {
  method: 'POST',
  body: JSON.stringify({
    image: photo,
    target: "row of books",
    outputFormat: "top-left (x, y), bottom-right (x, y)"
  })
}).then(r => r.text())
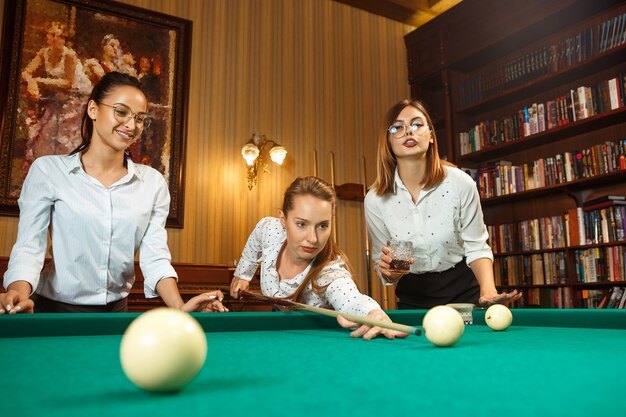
top-left (564, 195), bottom-right (626, 246)
top-left (506, 287), bottom-right (626, 308)
top-left (459, 48), bottom-right (548, 107)
top-left (475, 139), bottom-right (626, 199)
top-left (565, 199), bottom-right (626, 246)
top-left (498, 285), bottom-right (626, 309)
top-left (581, 290), bottom-right (607, 308)
top-left (505, 287), bottom-right (574, 309)
top-left (458, 11), bottom-right (626, 107)
top-left (596, 286), bottom-right (626, 308)
top-left (581, 287), bottom-right (626, 308)
top-left (568, 79), bottom-right (624, 122)
top-left (573, 245), bottom-right (626, 283)
top-left (599, 12), bottom-right (626, 52)
top-left (459, 27), bottom-right (593, 107)
top-left (487, 198), bottom-right (626, 257)
top-left (493, 252), bottom-right (567, 287)
top-left (459, 75), bottom-right (626, 155)
top-left (488, 216), bottom-right (566, 254)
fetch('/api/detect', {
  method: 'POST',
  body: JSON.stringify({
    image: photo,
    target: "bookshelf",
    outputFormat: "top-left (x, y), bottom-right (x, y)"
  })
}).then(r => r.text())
top-left (404, 0), bottom-right (626, 308)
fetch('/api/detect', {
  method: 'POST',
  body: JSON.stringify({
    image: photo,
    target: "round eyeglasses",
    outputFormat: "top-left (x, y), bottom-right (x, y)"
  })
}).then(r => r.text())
top-left (388, 121), bottom-right (429, 139)
top-left (100, 103), bottom-right (151, 129)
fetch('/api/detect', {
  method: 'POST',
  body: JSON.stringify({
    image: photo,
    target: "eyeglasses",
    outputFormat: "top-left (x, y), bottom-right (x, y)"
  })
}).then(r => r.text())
top-left (388, 120), bottom-right (429, 139)
top-left (99, 102), bottom-right (151, 128)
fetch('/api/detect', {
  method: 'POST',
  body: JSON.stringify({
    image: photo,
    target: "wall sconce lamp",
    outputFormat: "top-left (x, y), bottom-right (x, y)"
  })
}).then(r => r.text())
top-left (241, 133), bottom-right (287, 190)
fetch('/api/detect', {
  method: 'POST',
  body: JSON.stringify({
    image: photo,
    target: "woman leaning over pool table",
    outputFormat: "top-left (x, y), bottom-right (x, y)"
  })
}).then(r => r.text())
top-left (230, 176), bottom-right (407, 340)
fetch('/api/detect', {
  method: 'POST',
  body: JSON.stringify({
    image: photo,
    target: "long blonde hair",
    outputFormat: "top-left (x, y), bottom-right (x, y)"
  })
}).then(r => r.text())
top-left (281, 176), bottom-right (355, 302)
top-left (372, 99), bottom-right (454, 196)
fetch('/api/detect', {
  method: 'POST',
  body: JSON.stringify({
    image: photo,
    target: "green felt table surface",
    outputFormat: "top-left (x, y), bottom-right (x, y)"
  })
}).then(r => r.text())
top-left (1, 309), bottom-right (625, 417)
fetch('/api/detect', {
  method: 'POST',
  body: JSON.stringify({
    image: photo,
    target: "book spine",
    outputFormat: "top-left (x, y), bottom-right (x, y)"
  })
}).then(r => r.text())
top-left (577, 207), bottom-right (586, 245)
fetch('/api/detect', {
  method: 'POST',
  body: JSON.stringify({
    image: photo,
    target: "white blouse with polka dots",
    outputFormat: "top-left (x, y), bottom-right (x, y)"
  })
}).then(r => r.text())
top-left (364, 166), bottom-right (493, 283)
top-left (234, 217), bottom-right (381, 316)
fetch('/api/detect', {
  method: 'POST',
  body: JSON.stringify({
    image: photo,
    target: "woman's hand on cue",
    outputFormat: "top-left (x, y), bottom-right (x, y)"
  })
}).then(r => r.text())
top-left (182, 290), bottom-right (229, 313)
top-left (229, 277), bottom-right (250, 299)
top-left (337, 309), bottom-right (409, 340)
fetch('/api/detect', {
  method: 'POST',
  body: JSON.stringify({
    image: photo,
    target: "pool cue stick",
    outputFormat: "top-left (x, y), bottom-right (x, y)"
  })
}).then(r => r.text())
top-left (361, 155), bottom-right (372, 297)
top-left (294, 302), bottom-right (421, 336)
top-left (329, 151), bottom-right (337, 242)
top-left (240, 290), bottom-right (421, 336)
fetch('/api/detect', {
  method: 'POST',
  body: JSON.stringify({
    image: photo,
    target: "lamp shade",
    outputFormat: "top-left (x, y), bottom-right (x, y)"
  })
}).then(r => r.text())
top-left (241, 143), bottom-right (260, 166)
top-left (269, 145), bottom-right (287, 165)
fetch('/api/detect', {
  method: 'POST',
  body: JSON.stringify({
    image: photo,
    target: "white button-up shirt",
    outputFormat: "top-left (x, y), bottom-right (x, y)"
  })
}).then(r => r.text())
top-left (234, 217), bottom-right (381, 316)
top-left (3, 154), bottom-right (177, 304)
top-left (364, 166), bottom-right (493, 284)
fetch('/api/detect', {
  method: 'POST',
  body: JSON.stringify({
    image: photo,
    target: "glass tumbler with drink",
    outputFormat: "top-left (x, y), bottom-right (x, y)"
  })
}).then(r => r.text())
top-left (386, 239), bottom-right (413, 275)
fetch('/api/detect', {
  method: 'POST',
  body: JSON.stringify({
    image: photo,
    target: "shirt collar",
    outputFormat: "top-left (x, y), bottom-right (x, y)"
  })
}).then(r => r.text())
top-left (393, 168), bottom-right (407, 194)
top-left (66, 152), bottom-right (141, 182)
top-left (66, 153), bottom-right (83, 174)
top-left (67, 152), bottom-right (143, 181)
top-left (127, 159), bottom-right (140, 180)
top-left (393, 167), bottom-right (441, 196)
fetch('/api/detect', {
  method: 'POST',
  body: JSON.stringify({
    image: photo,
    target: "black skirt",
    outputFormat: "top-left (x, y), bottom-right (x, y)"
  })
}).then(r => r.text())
top-left (395, 260), bottom-right (480, 309)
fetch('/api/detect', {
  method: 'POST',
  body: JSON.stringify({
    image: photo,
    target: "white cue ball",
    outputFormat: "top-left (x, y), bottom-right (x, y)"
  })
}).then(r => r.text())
top-left (422, 305), bottom-right (465, 347)
top-left (485, 304), bottom-right (513, 331)
top-left (120, 307), bottom-right (207, 392)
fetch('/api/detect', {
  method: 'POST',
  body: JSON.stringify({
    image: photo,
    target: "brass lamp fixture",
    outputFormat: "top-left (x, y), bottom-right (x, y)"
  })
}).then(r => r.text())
top-left (241, 133), bottom-right (287, 190)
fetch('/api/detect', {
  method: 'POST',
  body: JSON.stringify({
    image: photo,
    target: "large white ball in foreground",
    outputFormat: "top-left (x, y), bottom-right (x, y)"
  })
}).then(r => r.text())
top-left (120, 307), bottom-right (207, 392)
top-left (422, 305), bottom-right (465, 347)
top-left (485, 304), bottom-right (513, 331)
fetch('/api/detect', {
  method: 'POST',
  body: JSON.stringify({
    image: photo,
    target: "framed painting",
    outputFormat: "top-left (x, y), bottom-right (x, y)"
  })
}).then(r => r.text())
top-left (0, 0), bottom-right (191, 227)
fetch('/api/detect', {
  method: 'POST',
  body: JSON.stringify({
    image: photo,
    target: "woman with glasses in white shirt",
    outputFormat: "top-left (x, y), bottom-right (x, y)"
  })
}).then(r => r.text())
top-left (1, 71), bottom-right (226, 314)
top-left (365, 99), bottom-right (521, 309)
top-left (230, 176), bottom-right (406, 340)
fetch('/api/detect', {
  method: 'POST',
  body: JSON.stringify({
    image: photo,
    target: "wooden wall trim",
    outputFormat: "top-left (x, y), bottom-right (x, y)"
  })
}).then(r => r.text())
top-left (0, 256), bottom-right (235, 285)
top-left (0, 256), bottom-right (269, 311)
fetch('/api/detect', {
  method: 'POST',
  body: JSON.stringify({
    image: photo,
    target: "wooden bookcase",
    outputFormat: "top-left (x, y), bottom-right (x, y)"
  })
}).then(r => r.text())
top-left (405, 0), bottom-right (626, 308)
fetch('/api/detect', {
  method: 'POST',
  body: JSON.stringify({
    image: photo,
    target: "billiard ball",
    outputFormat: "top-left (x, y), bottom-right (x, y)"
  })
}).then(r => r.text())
top-left (485, 304), bottom-right (513, 331)
top-left (120, 308), bottom-right (207, 392)
top-left (422, 305), bottom-right (465, 347)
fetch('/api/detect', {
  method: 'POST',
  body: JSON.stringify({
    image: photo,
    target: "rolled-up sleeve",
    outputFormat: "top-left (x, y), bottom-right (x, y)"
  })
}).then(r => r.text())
top-left (138, 175), bottom-right (177, 298)
top-left (3, 160), bottom-right (54, 292)
top-left (458, 176), bottom-right (493, 265)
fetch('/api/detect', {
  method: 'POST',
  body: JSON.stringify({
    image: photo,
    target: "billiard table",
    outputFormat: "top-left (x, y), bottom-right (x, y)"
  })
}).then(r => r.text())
top-left (1, 309), bottom-right (625, 417)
